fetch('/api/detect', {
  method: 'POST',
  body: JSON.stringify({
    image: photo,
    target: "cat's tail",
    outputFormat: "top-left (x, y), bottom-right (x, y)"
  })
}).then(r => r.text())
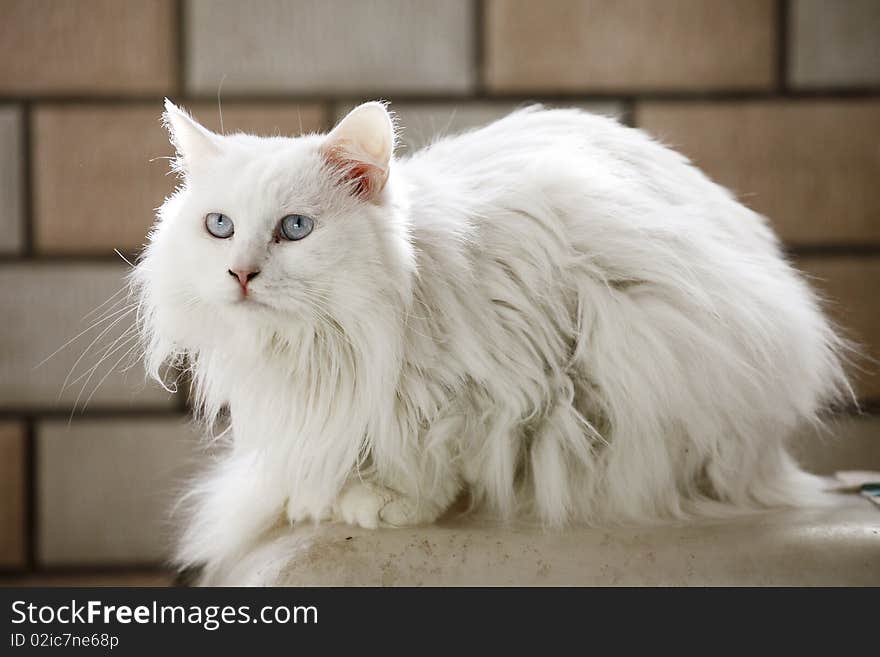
top-left (693, 444), bottom-right (841, 519)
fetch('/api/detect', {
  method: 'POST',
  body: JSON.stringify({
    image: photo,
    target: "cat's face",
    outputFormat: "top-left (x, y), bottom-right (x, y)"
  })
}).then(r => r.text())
top-left (140, 101), bottom-right (413, 355)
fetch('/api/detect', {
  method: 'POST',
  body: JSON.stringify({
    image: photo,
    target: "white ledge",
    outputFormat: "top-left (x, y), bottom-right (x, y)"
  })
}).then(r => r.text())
top-left (204, 493), bottom-right (879, 586)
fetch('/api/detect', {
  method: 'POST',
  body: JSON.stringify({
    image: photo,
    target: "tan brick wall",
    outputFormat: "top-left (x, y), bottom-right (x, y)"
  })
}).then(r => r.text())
top-left (0, 107), bottom-right (23, 253)
top-left (0, 422), bottom-right (26, 568)
top-left (1, 0), bottom-right (877, 583)
top-left (0, 0), bottom-right (176, 95)
top-left (485, 0), bottom-right (778, 92)
top-left (634, 100), bottom-right (880, 245)
top-left (37, 418), bottom-right (199, 566)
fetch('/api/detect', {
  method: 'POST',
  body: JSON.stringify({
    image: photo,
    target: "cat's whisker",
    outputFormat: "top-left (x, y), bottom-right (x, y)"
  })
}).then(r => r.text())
top-left (158, 360), bottom-right (180, 393)
top-left (120, 345), bottom-right (149, 374)
top-left (216, 73), bottom-right (227, 134)
top-left (35, 303), bottom-right (137, 370)
top-left (65, 332), bottom-right (138, 409)
top-left (87, 299), bottom-right (138, 330)
top-left (113, 248), bottom-right (136, 269)
top-left (65, 328), bottom-right (138, 389)
top-left (80, 286), bottom-right (130, 322)
top-left (59, 306), bottom-right (138, 395)
top-left (210, 423), bottom-right (233, 442)
top-left (78, 341), bottom-right (142, 416)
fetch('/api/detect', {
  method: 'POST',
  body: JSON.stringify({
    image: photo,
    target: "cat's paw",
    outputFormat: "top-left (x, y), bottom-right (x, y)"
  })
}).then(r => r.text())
top-left (333, 482), bottom-right (394, 529)
top-left (286, 496), bottom-right (333, 525)
top-left (379, 495), bottom-right (428, 527)
top-left (333, 481), bottom-right (441, 529)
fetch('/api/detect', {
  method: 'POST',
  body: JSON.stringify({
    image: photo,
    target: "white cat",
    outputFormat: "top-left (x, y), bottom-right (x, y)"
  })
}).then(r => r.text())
top-left (134, 100), bottom-right (851, 578)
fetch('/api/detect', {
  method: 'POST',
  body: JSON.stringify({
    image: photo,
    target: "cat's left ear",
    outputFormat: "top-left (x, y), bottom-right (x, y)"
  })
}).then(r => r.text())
top-left (322, 102), bottom-right (395, 201)
top-left (162, 99), bottom-right (222, 174)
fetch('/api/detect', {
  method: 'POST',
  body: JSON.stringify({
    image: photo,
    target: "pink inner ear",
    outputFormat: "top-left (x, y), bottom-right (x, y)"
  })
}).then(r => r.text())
top-left (323, 145), bottom-right (388, 200)
top-left (342, 162), bottom-right (376, 198)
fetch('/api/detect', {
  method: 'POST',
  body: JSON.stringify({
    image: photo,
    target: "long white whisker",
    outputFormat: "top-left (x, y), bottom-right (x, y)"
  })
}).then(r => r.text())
top-left (120, 343), bottom-right (149, 374)
top-left (75, 342), bottom-right (141, 419)
top-left (217, 73), bottom-right (227, 134)
top-left (114, 249), bottom-right (136, 268)
top-left (59, 306), bottom-right (138, 395)
top-left (65, 329), bottom-right (138, 389)
top-left (80, 286), bottom-right (129, 322)
top-left (86, 297), bottom-right (136, 331)
top-left (35, 303), bottom-right (136, 370)
top-left (67, 331), bottom-right (138, 411)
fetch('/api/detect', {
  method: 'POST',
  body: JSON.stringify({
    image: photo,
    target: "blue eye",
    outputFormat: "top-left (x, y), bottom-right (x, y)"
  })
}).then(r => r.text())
top-left (279, 214), bottom-right (314, 241)
top-left (205, 213), bottom-right (234, 238)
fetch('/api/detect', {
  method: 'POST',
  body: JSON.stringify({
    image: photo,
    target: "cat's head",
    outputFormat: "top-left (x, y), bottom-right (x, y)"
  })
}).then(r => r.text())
top-left (134, 100), bottom-right (415, 378)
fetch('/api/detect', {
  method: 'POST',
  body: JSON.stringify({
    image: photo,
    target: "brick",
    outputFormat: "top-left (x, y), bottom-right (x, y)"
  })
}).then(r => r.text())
top-left (797, 257), bottom-right (880, 400)
top-left (184, 102), bottom-right (327, 137)
top-left (0, 0), bottom-right (174, 95)
top-left (186, 0), bottom-right (475, 95)
top-left (0, 263), bottom-right (175, 409)
top-left (790, 0), bottom-right (880, 88)
top-left (336, 101), bottom-right (623, 154)
top-left (33, 105), bottom-right (175, 254)
top-left (635, 101), bottom-right (880, 245)
top-left (793, 414), bottom-right (880, 475)
top-left (0, 106), bottom-right (23, 253)
top-left (485, 0), bottom-right (776, 92)
top-left (33, 103), bottom-right (325, 253)
top-left (37, 418), bottom-right (199, 565)
top-left (0, 422), bottom-right (26, 568)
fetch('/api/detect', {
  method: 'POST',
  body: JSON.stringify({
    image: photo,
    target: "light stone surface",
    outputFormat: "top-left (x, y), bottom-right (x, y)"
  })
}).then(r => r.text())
top-left (208, 493), bottom-right (880, 586)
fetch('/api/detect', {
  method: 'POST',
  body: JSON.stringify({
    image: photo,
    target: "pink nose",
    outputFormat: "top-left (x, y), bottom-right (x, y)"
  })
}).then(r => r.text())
top-left (228, 268), bottom-right (260, 291)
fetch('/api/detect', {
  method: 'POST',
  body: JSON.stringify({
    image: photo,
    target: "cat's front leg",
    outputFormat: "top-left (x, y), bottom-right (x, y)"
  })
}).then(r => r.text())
top-left (332, 480), bottom-right (446, 529)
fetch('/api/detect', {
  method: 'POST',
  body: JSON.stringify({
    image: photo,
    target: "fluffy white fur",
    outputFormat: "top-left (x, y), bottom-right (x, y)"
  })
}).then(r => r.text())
top-left (134, 100), bottom-right (851, 578)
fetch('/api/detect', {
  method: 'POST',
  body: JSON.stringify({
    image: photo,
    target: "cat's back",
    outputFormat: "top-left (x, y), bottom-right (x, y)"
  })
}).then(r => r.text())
top-left (399, 105), bottom-right (774, 254)
top-left (401, 106), bottom-right (635, 183)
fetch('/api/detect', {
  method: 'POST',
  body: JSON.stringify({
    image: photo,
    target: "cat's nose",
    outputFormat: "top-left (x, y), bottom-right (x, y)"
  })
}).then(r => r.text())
top-left (228, 268), bottom-right (260, 291)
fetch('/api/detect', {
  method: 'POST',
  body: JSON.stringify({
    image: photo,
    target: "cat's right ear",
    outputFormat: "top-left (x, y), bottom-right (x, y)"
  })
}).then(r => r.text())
top-left (162, 99), bottom-right (221, 174)
top-left (321, 102), bottom-right (395, 201)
